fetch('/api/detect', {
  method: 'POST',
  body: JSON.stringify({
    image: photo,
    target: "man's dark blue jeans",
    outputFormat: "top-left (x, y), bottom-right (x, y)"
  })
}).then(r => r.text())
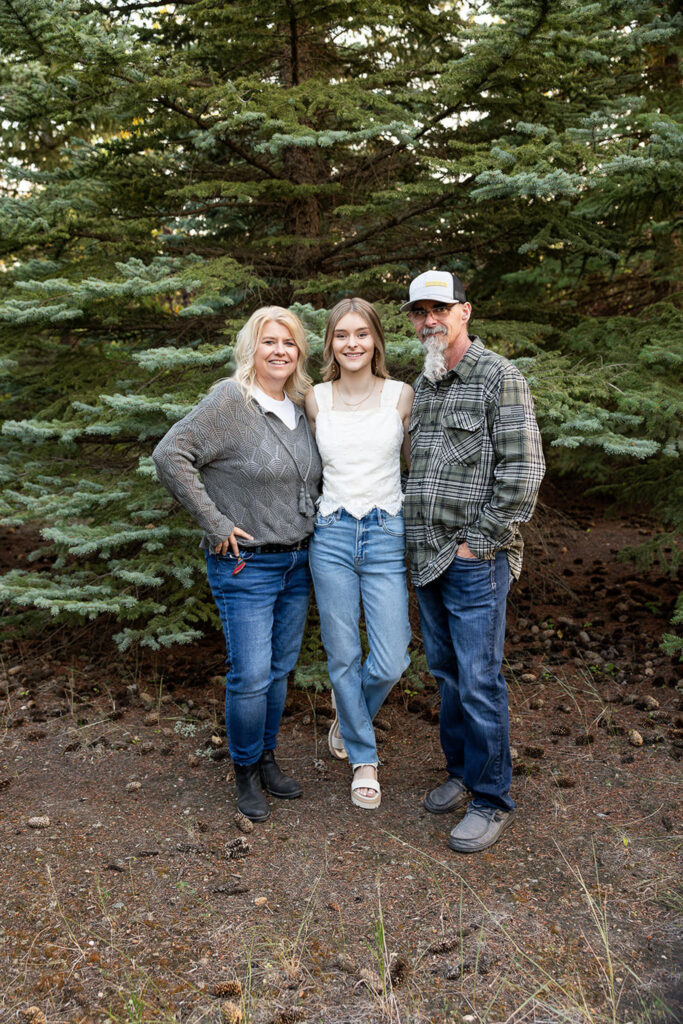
top-left (415, 550), bottom-right (514, 812)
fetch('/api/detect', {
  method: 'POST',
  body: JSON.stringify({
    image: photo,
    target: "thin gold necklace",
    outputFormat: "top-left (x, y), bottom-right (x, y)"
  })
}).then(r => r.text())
top-left (336, 377), bottom-right (375, 408)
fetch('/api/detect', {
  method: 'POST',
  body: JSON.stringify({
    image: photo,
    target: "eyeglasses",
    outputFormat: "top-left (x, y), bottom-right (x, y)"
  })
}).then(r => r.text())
top-left (408, 302), bottom-right (459, 321)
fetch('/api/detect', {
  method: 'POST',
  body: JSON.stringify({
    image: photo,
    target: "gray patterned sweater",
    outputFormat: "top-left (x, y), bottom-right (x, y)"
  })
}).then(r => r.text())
top-left (152, 380), bottom-right (322, 550)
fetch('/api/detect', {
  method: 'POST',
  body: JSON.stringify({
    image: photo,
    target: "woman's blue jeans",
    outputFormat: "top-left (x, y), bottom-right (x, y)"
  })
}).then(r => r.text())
top-left (415, 550), bottom-right (514, 812)
top-left (309, 508), bottom-right (411, 766)
top-left (205, 549), bottom-right (311, 766)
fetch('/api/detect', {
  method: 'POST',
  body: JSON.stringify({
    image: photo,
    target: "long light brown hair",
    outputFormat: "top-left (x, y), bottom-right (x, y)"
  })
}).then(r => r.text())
top-left (321, 298), bottom-right (389, 382)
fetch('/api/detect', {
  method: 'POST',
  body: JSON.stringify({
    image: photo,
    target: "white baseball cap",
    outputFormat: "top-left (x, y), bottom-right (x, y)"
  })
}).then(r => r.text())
top-left (400, 270), bottom-right (467, 312)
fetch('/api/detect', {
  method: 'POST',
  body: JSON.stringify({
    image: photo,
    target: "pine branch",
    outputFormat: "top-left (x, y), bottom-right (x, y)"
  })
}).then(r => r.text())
top-left (2, 0), bottom-right (47, 54)
top-left (95, 0), bottom-right (199, 12)
top-left (339, 0), bottom-right (552, 184)
top-left (318, 189), bottom-right (471, 264)
top-left (153, 95), bottom-right (284, 181)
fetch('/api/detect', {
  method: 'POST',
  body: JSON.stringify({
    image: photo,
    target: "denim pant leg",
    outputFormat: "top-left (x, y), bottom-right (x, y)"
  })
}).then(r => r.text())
top-left (416, 551), bottom-right (513, 812)
top-left (310, 509), bottom-right (411, 766)
top-left (359, 511), bottom-right (411, 723)
top-left (414, 583), bottom-right (465, 778)
top-left (205, 550), bottom-right (311, 765)
top-left (265, 553), bottom-right (312, 751)
top-left (310, 513), bottom-right (369, 763)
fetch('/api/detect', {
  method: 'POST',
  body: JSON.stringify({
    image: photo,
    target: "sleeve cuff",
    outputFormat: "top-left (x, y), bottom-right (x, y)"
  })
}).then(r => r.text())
top-left (205, 516), bottom-right (235, 549)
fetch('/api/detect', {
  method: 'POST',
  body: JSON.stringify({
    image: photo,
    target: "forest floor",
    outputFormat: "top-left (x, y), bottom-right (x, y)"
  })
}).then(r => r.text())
top-left (1, 484), bottom-right (681, 1024)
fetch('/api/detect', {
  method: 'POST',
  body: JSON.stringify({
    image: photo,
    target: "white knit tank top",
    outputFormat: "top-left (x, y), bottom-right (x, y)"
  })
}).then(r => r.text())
top-left (314, 378), bottom-right (405, 519)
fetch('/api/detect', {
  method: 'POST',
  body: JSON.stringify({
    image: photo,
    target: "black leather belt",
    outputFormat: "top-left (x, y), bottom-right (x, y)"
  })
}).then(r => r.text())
top-left (246, 538), bottom-right (310, 554)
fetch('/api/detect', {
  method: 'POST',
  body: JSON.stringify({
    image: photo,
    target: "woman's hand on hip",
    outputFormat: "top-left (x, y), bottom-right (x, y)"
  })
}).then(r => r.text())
top-left (215, 527), bottom-right (254, 557)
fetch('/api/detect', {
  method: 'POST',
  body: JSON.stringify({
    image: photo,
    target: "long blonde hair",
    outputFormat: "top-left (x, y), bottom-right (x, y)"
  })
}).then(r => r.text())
top-left (321, 298), bottom-right (389, 382)
top-left (215, 306), bottom-right (311, 403)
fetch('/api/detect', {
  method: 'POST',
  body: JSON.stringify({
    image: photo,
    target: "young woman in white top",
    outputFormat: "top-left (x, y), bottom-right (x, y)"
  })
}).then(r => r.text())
top-left (305, 298), bottom-right (413, 808)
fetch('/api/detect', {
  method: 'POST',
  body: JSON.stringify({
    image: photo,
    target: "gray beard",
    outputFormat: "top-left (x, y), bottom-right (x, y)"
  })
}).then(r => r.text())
top-left (421, 327), bottom-right (449, 382)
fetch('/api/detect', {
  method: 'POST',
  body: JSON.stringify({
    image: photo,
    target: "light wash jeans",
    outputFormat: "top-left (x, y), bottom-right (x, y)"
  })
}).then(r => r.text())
top-left (309, 507), bottom-right (411, 766)
top-left (205, 548), bottom-right (311, 765)
top-left (415, 550), bottom-right (514, 812)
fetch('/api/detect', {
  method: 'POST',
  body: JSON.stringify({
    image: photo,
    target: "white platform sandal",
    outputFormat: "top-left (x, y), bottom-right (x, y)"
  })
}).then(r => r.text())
top-left (351, 765), bottom-right (381, 809)
top-left (328, 691), bottom-right (348, 760)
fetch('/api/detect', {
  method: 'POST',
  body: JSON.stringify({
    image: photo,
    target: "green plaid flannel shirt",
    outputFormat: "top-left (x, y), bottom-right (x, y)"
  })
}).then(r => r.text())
top-left (405, 337), bottom-right (545, 586)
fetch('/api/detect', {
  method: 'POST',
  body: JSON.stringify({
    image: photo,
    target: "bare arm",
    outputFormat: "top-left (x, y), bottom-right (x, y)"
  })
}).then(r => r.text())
top-left (397, 382), bottom-right (414, 468)
top-left (304, 388), bottom-right (319, 437)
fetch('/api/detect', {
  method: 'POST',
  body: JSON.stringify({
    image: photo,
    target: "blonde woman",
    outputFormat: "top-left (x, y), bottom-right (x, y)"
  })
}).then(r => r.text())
top-left (153, 307), bottom-right (322, 822)
top-left (305, 298), bottom-right (413, 809)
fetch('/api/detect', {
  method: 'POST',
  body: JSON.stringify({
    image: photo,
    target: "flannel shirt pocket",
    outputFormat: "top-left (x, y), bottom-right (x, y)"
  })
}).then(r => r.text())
top-left (442, 410), bottom-right (485, 465)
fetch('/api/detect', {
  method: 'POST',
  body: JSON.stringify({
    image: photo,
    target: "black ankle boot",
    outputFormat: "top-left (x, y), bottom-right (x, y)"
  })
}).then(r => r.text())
top-left (259, 749), bottom-right (302, 799)
top-left (234, 763), bottom-right (270, 821)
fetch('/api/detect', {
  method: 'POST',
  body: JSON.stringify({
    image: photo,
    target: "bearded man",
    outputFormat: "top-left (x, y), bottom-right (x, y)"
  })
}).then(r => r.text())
top-left (402, 271), bottom-right (545, 853)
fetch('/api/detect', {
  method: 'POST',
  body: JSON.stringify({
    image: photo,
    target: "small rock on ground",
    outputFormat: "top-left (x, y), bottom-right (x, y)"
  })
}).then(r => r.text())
top-left (27, 816), bottom-right (50, 829)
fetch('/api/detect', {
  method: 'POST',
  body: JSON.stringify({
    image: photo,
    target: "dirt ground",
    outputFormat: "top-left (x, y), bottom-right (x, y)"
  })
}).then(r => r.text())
top-left (1, 487), bottom-right (681, 1024)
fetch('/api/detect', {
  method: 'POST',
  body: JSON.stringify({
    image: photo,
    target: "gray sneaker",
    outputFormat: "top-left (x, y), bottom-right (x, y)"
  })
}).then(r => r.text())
top-left (448, 804), bottom-right (515, 853)
top-left (424, 776), bottom-right (471, 814)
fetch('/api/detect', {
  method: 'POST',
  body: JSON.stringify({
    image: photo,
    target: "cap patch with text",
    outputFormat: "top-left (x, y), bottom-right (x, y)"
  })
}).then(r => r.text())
top-left (401, 270), bottom-right (467, 312)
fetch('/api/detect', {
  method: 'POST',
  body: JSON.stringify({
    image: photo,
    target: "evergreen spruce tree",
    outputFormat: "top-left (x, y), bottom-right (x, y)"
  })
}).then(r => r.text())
top-left (0, 0), bottom-right (680, 650)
